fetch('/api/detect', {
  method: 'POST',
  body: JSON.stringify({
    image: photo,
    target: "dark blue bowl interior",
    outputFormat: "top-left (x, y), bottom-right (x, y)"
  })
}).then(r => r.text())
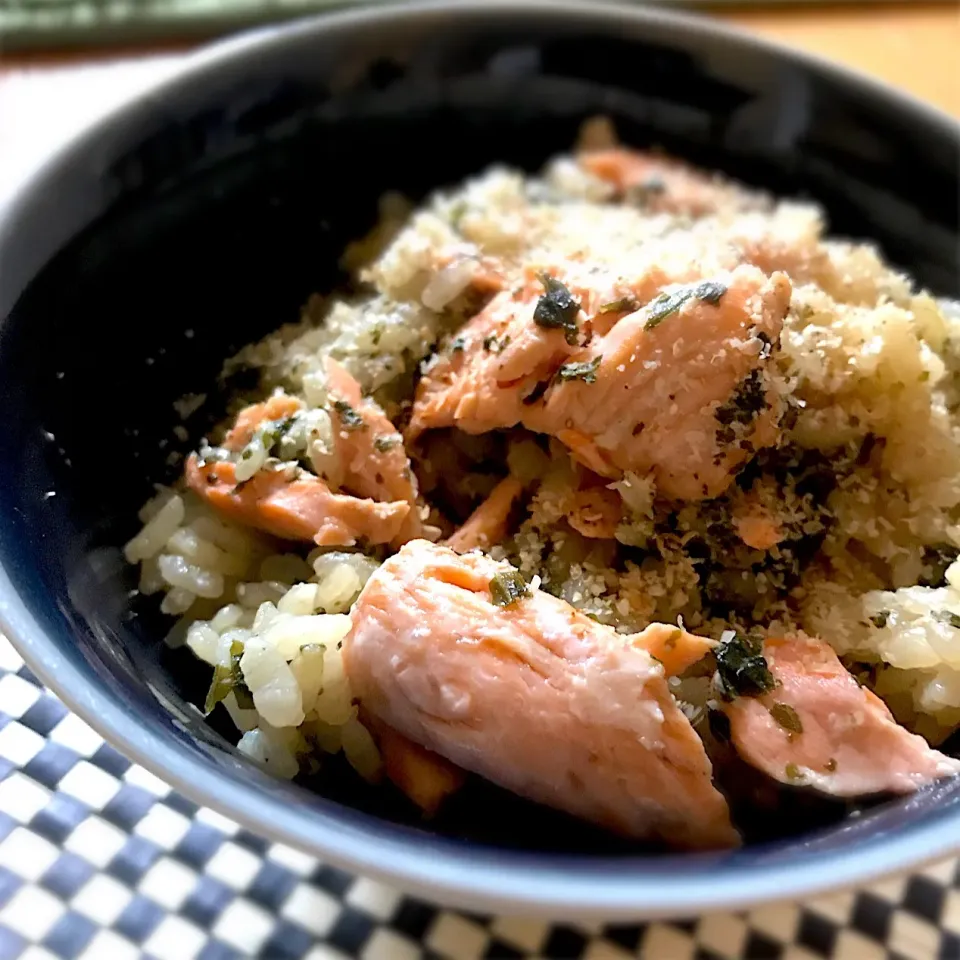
top-left (1, 2), bottom-right (959, 907)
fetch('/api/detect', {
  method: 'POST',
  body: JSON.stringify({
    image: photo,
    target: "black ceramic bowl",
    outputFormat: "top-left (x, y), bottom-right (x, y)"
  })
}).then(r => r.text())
top-left (1, 0), bottom-right (959, 918)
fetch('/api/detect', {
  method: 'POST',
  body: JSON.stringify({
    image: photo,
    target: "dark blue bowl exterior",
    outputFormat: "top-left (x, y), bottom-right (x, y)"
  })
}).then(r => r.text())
top-left (0, 1), bottom-right (959, 917)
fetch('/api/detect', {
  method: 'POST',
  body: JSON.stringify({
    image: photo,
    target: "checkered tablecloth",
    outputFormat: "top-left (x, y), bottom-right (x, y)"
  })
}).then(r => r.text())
top-left (0, 634), bottom-right (958, 960)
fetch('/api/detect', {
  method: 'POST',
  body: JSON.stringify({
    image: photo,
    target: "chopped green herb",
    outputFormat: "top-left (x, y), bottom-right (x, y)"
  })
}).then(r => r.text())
top-left (597, 295), bottom-right (639, 315)
top-left (450, 335), bottom-right (466, 353)
top-left (784, 762), bottom-right (804, 782)
top-left (332, 400), bottom-right (365, 430)
top-left (644, 280), bottom-right (728, 330)
top-left (374, 435), bottom-right (400, 453)
top-left (714, 633), bottom-right (777, 701)
top-left (234, 680), bottom-right (255, 710)
top-left (693, 280), bottom-right (727, 305)
top-left (936, 610), bottom-right (960, 629)
top-left (371, 327), bottom-right (383, 346)
top-left (203, 641), bottom-right (254, 714)
top-left (558, 356), bottom-right (602, 384)
top-left (489, 568), bottom-right (530, 607)
top-left (769, 702), bottom-right (803, 736)
top-left (644, 290), bottom-right (691, 330)
top-left (482, 334), bottom-right (498, 352)
top-left (237, 415), bottom-right (298, 468)
top-left (533, 274), bottom-right (581, 345)
top-left (869, 611), bottom-right (889, 629)
top-left (269, 416), bottom-right (302, 460)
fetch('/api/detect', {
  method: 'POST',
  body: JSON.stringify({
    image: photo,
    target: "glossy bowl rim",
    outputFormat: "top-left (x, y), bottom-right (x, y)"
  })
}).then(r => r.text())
top-left (1, 0), bottom-right (959, 919)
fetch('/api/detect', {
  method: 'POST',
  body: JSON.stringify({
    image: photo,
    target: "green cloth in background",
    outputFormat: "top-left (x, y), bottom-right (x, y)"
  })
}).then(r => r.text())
top-left (0, 0), bottom-right (388, 51)
top-left (0, 0), bottom-right (917, 53)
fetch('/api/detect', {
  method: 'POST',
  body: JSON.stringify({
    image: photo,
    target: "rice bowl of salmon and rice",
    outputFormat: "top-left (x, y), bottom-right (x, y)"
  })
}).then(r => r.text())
top-left (123, 118), bottom-right (960, 849)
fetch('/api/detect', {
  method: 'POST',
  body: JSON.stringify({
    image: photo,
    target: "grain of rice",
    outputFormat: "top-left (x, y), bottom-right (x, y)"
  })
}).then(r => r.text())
top-left (210, 603), bottom-right (245, 632)
top-left (278, 583), bottom-right (319, 616)
top-left (236, 581), bottom-right (288, 609)
top-left (252, 601), bottom-right (279, 633)
top-left (138, 556), bottom-right (166, 596)
top-left (192, 515), bottom-right (262, 557)
top-left (240, 639), bottom-right (305, 728)
top-left (166, 527), bottom-right (248, 576)
top-left (157, 554), bottom-right (225, 599)
top-left (290, 644), bottom-right (326, 714)
top-left (160, 587), bottom-right (196, 616)
top-left (124, 494), bottom-right (184, 562)
top-left (186, 622), bottom-right (220, 665)
top-left (341, 717), bottom-right (383, 782)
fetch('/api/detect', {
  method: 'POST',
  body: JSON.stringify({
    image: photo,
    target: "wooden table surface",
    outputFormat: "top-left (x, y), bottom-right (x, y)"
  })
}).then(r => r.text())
top-left (1, 2), bottom-right (958, 206)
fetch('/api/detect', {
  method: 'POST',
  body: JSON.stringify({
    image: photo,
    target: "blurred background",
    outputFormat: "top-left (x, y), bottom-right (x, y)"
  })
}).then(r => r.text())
top-left (1, 0), bottom-right (958, 210)
top-left (1, 1), bottom-right (957, 177)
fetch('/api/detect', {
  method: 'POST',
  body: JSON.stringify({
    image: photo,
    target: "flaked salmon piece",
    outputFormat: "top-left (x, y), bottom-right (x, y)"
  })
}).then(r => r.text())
top-left (722, 634), bottom-right (960, 796)
top-left (580, 148), bottom-right (766, 218)
top-left (343, 540), bottom-right (739, 849)
top-left (411, 263), bottom-right (791, 501)
top-left (731, 493), bottom-right (784, 551)
top-left (365, 716), bottom-right (467, 817)
top-left (324, 358), bottom-right (423, 545)
top-left (184, 456), bottom-right (409, 547)
top-left (409, 278), bottom-right (577, 439)
top-left (446, 476), bottom-right (525, 553)
top-left (222, 394), bottom-right (304, 452)
top-left (527, 266), bottom-right (790, 499)
top-left (632, 623), bottom-right (717, 678)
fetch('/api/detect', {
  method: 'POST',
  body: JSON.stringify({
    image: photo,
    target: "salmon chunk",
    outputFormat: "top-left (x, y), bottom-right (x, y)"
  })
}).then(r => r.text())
top-left (580, 148), bottom-right (766, 218)
top-left (185, 456), bottom-right (409, 547)
top-left (722, 634), bottom-right (960, 796)
top-left (411, 264), bottom-right (791, 500)
top-left (342, 540), bottom-right (738, 849)
top-left (364, 716), bottom-right (467, 817)
top-left (445, 476), bottom-right (525, 553)
top-left (222, 394), bottom-right (304, 452)
top-left (731, 492), bottom-right (784, 552)
top-left (632, 623), bottom-right (717, 678)
top-left (324, 359), bottom-right (423, 545)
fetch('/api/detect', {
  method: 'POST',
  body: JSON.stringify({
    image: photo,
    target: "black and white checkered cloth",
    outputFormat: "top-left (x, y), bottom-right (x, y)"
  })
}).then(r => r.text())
top-left (0, 633), bottom-right (957, 960)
